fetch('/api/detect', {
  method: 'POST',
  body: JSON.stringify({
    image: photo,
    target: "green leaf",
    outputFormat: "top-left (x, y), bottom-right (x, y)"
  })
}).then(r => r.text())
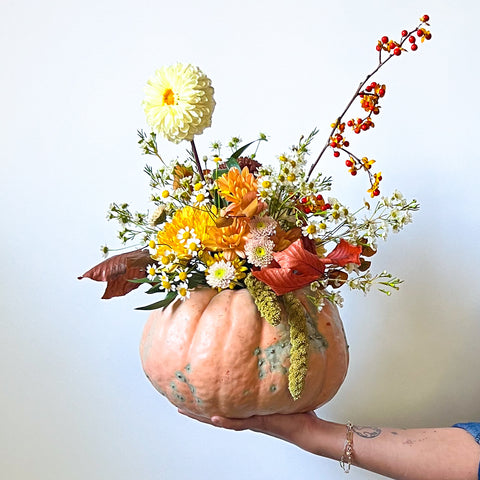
top-left (128, 278), bottom-right (154, 284)
top-left (231, 140), bottom-right (256, 159)
top-left (188, 271), bottom-right (207, 288)
top-left (226, 157), bottom-right (241, 170)
top-left (135, 291), bottom-right (178, 311)
top-left (212, 168), bottom-right (228, 180)
top-left (145, 282), bottom-right (163, 294)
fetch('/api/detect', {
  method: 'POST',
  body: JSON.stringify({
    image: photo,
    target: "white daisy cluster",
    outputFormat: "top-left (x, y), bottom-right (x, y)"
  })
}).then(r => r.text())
top-left (145, 261), bottom-right (192, 300)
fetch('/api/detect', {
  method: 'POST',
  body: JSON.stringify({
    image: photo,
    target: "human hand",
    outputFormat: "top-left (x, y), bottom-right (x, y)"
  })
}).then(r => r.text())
top-left (178, 409), bottom-right (331, 455)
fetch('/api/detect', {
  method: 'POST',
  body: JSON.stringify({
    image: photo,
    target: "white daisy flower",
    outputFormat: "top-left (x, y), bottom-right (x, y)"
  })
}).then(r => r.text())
top-left (206, 260), bottom-right (236, 290)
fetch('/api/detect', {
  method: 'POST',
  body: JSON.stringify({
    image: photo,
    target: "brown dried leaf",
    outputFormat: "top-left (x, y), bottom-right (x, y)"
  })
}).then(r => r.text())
top-left (78, 249), bottom-right (151, 299)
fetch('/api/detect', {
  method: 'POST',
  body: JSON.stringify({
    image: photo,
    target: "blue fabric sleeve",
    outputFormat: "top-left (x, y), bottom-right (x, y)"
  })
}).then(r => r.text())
top-left (452, 422), bottom-right (480, 444)
top-left (452, 423), bottom-right (480, 480)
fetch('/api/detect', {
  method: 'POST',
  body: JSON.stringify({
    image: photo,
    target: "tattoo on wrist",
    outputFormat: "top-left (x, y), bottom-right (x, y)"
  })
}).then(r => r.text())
top-left (352, 425), bottom-right (382, 438)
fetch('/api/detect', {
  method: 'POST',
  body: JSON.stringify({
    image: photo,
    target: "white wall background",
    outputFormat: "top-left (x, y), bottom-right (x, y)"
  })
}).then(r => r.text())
top-left (2, 1), bottom-right (479, 479)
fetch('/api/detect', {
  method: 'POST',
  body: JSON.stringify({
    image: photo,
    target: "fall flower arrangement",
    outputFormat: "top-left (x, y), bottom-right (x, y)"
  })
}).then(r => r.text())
top-left (80, 16), bottom-right (432, 401)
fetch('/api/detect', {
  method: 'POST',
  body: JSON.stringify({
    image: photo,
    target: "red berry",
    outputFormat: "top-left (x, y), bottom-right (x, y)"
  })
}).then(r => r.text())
top-left (411, 44), bottom-right (418, 51)
top-left (316, 194), bottom-right (323, 201)
top-left (393, 47), bottom-right (401, 56)
top-left (422, 14), bottom-right (429, 22)
top-left (373, 189), bottom-right (380, 197)
top-left (378, 88), bottom-right (385, 97)
top-left (301, 197), bottom-right (307, 204)
top-left (350, 169), bottom-right (357, 176)
top-left (343, 140), bottom-right (350, 147)
top-left (354, 127), bottom-right (360, 134)
top-left (370, 82), bottom-right (377, 88)
top-left (381, 36), bottom-right (389, 44)
top-left (333, 151), bottom-right (340, 158)
top-left (425, 32), bottom-right (432, 40)
top-left (330, 141), bottom-right (337, 147)
top-left (365, 85), bottom-right (372, 92)
top-left (401, 30), bottom-right (408, 37)
top-left (376, 44), bottom-right (382, 52)
top-left (304, 207), bottom-right (311, 214)
top-left (345, 160), bottom-right (353, 167)
top-left (417, 29), bottom-right (424, 37)
top-left (409, 35), bottom-right (416, 43)
top-left (347, 120), bottom-right (354, 127)
top-left (361, 124), bottom-right (368, 131)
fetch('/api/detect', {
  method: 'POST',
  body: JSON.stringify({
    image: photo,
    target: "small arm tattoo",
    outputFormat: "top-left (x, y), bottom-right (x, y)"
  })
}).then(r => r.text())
top-left (352, 425), bottom-right (382, 438)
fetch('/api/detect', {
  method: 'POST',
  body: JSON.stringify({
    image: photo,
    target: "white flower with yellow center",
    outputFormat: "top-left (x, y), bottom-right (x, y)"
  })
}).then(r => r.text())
top-left (249, 215), bottom-right (277, 237)
top-left (177, 226), bottom-right (196, 244)
top-left (143, 63), bottom-right (216, 144)
top-left (147, 236), bottom-right (158, 255)
top-left (158, 249), bottom-right (178, 271)
top-left (160, 273), bottom-right (175, 292)
top-left (146, 263), bottom-right (160, 281)
top-left (185, 236), bottom-right (201, 257)
top-left (174, 269), bottom-right (191, 283)
top-left (205, 260), bottom-right (236, 290)
top-left (193, 187), bottom-right (210, 207)
top-left (176, 282), bottom-right (191, 301)
top-left (245, 237), bottom-right (275, 268)
top-left (302, 220), bottom-right (326, 240)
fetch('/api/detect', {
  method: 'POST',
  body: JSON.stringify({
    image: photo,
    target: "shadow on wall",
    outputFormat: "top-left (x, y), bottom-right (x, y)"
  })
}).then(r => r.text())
top-left (336, 237), bottom-right (480, 427)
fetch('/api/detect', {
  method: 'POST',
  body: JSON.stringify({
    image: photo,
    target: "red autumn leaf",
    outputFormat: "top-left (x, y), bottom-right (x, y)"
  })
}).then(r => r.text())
top-left (252, 267), bottom-right (320, 296)
top-left (252, 238), bottom-right (362, 296)
top-left (252, 239), bottom-right (325, 295)
top-left (320, 238), bottom-right (362, 267)
top-left (78, 249), bottom-right (151, 299)
top-left (273, 239), bottom-right (325, 277)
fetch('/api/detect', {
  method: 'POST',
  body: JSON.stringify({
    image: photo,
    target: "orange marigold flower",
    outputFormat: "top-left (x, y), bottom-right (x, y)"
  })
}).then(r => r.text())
top-left (203, 217), bottom-right (250, 260)
top-left (217, 167), bottom-right (265, 217)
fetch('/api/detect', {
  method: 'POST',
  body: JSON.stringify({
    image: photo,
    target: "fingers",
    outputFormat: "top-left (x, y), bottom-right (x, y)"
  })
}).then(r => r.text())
top-left (211, 415), bottom-right (264, 431)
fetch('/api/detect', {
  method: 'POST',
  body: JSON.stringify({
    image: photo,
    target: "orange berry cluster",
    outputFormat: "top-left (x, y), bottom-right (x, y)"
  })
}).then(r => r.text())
top-left (329, 122), bottom-right (350, 152)
top-left (359, 82), bottom-right (386, 115)
top-left (376, 36), bottom-right (404, 56)
top-left (323, 14), bottom-right (432, 198)
top-left (298, 194), bottom-right (331, 215)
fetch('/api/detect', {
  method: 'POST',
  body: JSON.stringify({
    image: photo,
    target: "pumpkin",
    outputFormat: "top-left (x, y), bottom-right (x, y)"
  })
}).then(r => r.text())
top-left (139, 287), bottom-right (348, 419)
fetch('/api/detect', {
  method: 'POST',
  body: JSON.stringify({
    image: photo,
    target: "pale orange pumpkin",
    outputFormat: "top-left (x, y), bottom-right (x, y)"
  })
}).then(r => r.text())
top-left (139, 287), bottom-right (348, 419)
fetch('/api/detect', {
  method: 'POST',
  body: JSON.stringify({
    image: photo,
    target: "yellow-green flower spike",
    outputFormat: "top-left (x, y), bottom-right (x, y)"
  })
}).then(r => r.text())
top-left (245, 274), bottom-right (282, 326)
top-left (284, 293), bottom-right (309, 401)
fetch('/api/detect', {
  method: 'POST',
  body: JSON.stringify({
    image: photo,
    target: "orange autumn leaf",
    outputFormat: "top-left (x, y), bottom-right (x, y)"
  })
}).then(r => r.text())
top-left (252, 238), bottom-right (361, 296)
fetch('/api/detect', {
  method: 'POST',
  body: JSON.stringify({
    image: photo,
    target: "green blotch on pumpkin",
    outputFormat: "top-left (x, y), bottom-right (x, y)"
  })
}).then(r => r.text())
top-left (270, 385), bottom-right (277, 393)
top-left (175, 371), bottom-right (187, 382)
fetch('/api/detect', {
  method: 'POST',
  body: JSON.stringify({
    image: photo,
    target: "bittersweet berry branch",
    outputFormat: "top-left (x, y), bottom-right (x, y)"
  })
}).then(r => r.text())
top-left (307, 17), bottom-right (431, 182)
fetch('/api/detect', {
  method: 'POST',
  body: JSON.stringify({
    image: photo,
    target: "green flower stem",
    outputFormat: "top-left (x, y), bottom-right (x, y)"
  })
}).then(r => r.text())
top-left (284, 292), bottom-right (309, 401)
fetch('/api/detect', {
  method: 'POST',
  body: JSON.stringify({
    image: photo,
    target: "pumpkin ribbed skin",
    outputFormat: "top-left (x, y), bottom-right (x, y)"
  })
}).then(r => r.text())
top-left (139, 287), bottom-right (348, 419)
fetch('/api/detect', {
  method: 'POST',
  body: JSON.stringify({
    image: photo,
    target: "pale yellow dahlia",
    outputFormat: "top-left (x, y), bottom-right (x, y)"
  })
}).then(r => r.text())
top-left (143, 63), bottom-right (216, 143)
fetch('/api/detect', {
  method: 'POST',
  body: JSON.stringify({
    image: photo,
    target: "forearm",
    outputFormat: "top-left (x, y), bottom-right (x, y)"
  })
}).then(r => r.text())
top-left (312, 420), bottom-right (480, 480)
